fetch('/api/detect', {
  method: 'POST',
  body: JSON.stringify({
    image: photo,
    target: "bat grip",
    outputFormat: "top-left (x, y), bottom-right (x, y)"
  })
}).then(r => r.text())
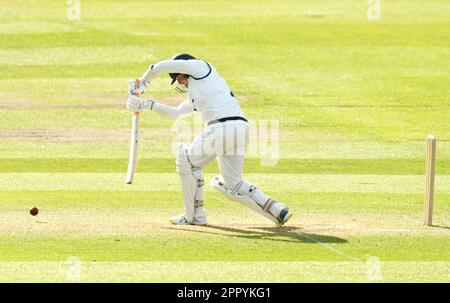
top-left (134, 81), bottom-right (141, 115)
top-left (130, 78), bottom-right (144, 115)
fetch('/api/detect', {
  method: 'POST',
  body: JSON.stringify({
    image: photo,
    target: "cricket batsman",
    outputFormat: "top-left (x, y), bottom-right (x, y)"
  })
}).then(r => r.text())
top-left (127, 53), bottom-right (293, 226)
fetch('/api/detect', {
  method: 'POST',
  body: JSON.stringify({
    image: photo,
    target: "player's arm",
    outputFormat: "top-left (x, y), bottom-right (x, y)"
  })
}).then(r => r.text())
top-left (152, 99), bottom-right (193, 119)
top-left (129, 60), bottom-right (208, 95)
top-left (126, 94), bottom-right (193, 119)
top-left (142, 59), bottom-right (209, 83)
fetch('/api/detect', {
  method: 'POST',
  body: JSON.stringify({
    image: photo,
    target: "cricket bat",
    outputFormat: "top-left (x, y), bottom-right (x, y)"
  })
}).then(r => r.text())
top-left (125, 85), bottom-right (141, 184)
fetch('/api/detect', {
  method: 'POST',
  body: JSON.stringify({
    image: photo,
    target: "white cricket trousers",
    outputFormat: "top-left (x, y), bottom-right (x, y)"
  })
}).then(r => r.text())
top-left (178, 119), bottom-right (287, 225)
top-left (187, 120), bottom-right (249, 190)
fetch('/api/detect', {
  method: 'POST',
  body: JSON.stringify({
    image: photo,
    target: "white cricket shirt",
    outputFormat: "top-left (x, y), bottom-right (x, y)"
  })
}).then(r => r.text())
top-left (143, 59), bottom-right (245, 124)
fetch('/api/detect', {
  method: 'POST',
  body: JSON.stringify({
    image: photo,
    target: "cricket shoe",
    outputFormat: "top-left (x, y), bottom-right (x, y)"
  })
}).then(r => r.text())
top-left (169, 214), bottom-right (207, 226)
top-left (276, 209), bottom-right (293, 227)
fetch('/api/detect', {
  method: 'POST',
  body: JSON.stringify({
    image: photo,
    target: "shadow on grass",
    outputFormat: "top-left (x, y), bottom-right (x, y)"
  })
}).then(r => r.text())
top-left (164, 225), bottom-right (347, 244)
top-left (430, 225), bottom-right (450, 230)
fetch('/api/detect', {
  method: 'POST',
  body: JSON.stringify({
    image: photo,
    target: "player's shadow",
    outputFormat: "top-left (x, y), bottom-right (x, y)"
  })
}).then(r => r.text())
top-left (430, 224), bottom-right (450, 230)
top-left (165, 225), bottom-right (347, 244)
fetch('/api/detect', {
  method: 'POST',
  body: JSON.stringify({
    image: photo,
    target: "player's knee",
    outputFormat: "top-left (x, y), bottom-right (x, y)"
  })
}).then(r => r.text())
top-left (176, 144), bottom-right (191, 174)
top-left (212, 176), bottom-right (251, 196)
top-left (221, 176), bottom-right (242, 192)
top-left (192, 168), bottom-right (204, 184)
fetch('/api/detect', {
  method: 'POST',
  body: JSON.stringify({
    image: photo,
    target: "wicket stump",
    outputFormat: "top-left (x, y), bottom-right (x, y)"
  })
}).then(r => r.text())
top-left (424, 135), bottom-right (436, 226)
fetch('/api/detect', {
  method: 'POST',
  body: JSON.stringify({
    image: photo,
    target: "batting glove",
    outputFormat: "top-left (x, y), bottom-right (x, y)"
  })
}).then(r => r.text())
top-left (126, 93), bottom-right (154, 113)
top-left (128, 78), bottom-right (149, 95)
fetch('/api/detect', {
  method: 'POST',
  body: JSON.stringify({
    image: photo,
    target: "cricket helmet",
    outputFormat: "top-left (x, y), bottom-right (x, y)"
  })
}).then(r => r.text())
top-left (169, 53), bottom-right (196, 85)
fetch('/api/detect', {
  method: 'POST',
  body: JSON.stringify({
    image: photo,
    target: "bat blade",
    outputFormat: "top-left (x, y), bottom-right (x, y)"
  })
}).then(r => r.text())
top-left (125, 112), bottom-right (140, 184)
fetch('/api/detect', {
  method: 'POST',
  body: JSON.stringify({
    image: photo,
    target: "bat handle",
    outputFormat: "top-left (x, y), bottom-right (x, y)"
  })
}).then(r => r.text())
top-left (133, 79), bottom-right (142, 116)
top-left (134, 84), bottom-right (140, 115)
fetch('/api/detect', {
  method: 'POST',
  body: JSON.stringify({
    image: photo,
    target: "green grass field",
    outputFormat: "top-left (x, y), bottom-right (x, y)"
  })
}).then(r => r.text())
top-left (1, 0), bottom-right (449, 282)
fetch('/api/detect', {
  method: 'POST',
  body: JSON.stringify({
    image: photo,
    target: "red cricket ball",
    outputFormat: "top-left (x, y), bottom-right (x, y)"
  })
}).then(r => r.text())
top-left (29, 207), bottom-right (39, 216)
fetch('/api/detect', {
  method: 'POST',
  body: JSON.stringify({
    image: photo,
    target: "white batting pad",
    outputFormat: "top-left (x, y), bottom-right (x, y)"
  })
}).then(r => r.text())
top-left (211, 176), bottom-right (283, 225)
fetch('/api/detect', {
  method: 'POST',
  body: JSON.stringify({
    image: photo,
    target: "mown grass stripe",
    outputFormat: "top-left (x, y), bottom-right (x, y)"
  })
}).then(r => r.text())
top-left (0, 63), bottom-right (137, 79)
top-left (0, 235), bottom-right (449, 262)
top-left (1, 190), bottom-right (449, 214)
top-left (1, 261), bottom-right (449, 282)
top-left (3, 141), bottom-right (450, 159)
top-left (2, 158), bottom-right (450, 174)
top-left (1, 173), bottom-right (450, 193)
